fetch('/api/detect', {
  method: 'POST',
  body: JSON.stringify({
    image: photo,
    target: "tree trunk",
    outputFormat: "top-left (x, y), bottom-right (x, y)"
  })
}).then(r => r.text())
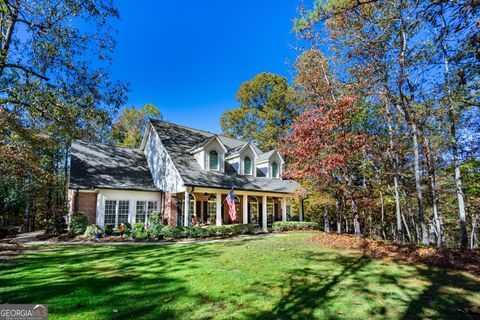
top-left (0, 3), bottom-right (19, 77)
top-left (324, 206), bottom-right (330, 233)
top-left (335, 197), bottom-right (341, 233)
top-left (411, 122), bottom-right (429, 245)
top-left (424, 136), bottom-right (443, 247)
top-left (379, 190), bottom-right (386, 239)
top-left (471, 213), bottom-right (478, 249)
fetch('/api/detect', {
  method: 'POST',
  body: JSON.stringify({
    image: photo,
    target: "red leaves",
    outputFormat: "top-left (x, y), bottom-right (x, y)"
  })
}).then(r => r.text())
top-left (281, 96), bottom-right (370, 179)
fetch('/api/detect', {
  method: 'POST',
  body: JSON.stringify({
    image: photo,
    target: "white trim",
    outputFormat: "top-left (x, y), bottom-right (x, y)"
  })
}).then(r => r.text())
top-left (216, 192), bottom-right (222, 226)
top-left (281, 197), bottom-right (287, 222)
top-left (262, 195), bottom-right (268, 232)
top-left (242, 194), bottom-right (248, 225)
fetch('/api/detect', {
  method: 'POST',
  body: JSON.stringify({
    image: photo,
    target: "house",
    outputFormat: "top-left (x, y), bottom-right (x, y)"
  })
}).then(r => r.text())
top-left (68, 119), bottom-right (305, 231)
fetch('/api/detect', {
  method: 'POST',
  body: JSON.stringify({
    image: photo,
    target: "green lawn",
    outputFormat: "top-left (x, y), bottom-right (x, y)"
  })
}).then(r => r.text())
top-left (1, 233), bottom-right (479, 320)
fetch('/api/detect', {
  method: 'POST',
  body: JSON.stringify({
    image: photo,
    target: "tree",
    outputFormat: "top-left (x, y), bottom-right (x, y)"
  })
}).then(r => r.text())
top-left (110, 104), bottom-right (162, 148)
top-left (0, 0), bottom-right (127, 231)
top-left (291, 0), bottom-right (479, 247)
top-left (221, 73), bottom-right (298, 151)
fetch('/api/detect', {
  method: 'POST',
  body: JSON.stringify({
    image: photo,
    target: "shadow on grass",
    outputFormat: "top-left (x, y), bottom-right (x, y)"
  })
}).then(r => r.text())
top-left (0, 236), bottom-right (479, 320)
top-left (0, 244), bottom-right (221, 319)
top-left (251, 249), bottom-right (480, 320)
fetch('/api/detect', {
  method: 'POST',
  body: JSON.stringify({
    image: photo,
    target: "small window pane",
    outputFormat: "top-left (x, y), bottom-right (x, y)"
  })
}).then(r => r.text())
top-left (244, 157), bottom-right (252, 175)
top-left (136, 201), bottom-right (146, 223)
top-left (105, 200), bottom-right (116, 225)
top-left (272, 162), bottom-right (279, 178)
top-left (209, 150), bottom-right (218, 170)
top-left (118, 200), bottom-right (129, 224)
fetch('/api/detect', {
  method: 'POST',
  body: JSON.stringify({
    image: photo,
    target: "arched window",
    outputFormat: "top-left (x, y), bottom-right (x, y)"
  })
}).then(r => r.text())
top-left (244, 156), bottom-right (252, 175)
top-left (209, 150), bottom-right (219, 170)
top-left (248, 196), bottom-right (259, 226)
top-left (271, 162), bottom-right (279, 178)
top-left (207, 194), bottom-right (217, 224)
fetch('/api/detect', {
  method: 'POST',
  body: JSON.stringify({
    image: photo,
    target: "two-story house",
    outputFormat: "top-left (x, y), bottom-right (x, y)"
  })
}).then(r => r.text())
top-left (68, 119), bottom-right (304, 231)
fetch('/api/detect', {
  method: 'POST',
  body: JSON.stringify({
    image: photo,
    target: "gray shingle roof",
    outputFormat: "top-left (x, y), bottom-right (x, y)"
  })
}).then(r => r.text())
top-left (70, 140), bottom-right (158, 191)
top-left (257, 150), bottom-right (276, 162)
top-left (150, 120), bottom-right (301, 194)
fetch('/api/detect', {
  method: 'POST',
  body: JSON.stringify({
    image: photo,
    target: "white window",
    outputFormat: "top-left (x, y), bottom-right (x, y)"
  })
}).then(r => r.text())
top-left (136, 200), bottom-right (157, 225)
top-left (271, 162), bottom-right (279, 178)
top-left (136, 201), bottom-right (146, 224)
top-left (104, 200), bottom-right (130, 227)
top-left (209, 150), bottom-right (219, 170)
top-left (207, 194), bottom-right (217, 224)
top-left (244, 156), bottom-right (252, 175)
top-left (105, 200), bottom-right (116, 225)
top-left (118, 201), bottom-right (129, 225)
top-left (248, 196), bottom-right (259, 225)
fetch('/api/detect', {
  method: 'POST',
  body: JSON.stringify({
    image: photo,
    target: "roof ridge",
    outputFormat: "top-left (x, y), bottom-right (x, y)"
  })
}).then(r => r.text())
top-left (72, 139), bottom-right (141, 151)
top-left (149, 118), bottom-right (254, 146)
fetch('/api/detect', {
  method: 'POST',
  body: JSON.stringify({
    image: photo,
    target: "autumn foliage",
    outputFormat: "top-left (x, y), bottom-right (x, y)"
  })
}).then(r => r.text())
top-left (281, 96), bottom-right (369, 179)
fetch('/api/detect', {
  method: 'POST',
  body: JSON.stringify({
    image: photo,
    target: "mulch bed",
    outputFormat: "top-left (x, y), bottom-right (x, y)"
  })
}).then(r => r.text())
top-left (306, 233), bottom-right (480, 276)
top-left (0, 242), bottom-right (24, 260)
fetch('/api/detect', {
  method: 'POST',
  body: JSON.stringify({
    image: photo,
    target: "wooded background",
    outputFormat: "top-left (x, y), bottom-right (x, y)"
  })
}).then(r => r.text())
top-left (1, 0), bottom-right (478, 248)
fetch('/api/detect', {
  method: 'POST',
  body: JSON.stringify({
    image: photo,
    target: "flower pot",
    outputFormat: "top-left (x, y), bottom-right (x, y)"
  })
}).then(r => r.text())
top-left (157, 235), bottom-right (164, 240)
top-left (95, 233), bottom-right (102, 239)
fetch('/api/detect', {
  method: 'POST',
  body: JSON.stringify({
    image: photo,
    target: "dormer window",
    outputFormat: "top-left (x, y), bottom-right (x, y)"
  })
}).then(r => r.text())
top-left (209, 150), bottom-right (219, 170)
top-left (271, 161), bottom-right (279, 178)
top-left (244, 156), bottom-right (252, 175)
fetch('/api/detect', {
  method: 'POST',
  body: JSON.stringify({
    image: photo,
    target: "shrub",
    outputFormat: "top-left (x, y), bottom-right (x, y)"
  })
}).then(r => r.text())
top-left (46, 214), bottom-right (66, 236)
top-left (104, 224), bottom-right (114, 236)
top-left (148, 211), bottom-right (162, 225)
top-left (272, 221), bottom-right (320, 232)
top-left (132, 223), bottom-right (146, 239)
top-left (160, 224), bottom-right (256, 239)
top-left (84, 224), bottom-right (102, 237)
top-left (71, 212), bottom-right (89, 235)
top-left (123, 222), bottom-right (133, 237)
top-left (161, 226), bottom-right (184, 239)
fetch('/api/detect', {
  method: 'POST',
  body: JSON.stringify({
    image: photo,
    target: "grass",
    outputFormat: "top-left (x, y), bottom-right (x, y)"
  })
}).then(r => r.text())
top-left (1, 232), bottom-right (479, 320)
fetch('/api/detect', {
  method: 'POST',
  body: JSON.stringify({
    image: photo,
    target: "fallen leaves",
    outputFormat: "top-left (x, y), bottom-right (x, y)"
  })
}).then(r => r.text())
top-left (305, 233), bottom-right (480, 276)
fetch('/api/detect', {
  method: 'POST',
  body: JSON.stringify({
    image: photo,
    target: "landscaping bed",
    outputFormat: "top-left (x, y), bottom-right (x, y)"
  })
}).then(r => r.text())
top-left (306, 233), bottom-right (480, 276)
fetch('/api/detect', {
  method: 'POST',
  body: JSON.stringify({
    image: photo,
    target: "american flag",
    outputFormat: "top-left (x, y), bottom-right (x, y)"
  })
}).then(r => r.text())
top-left (226, 187), bottom-right (237, 223)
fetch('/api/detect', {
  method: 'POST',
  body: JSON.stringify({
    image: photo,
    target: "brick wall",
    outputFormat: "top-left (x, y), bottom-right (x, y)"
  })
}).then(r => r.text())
top-left (162, 193), bottom-right (178, 226)
top-left (76, 192), bottom-right (98, 224)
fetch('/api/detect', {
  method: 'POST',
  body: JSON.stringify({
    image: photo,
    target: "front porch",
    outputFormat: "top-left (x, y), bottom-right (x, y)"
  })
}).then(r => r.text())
top-left (172, 187), bottom-right (304, 231)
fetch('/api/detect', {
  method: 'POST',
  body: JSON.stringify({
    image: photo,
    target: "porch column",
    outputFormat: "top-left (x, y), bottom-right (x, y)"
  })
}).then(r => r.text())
top-left (242, 194), bottom-right (248, 224)
top-left (184, 191), bottom-right (190, 226)
top-left (281, 197), bottom-right (287, 222)
top-left (262, 195), bottom-right (268, 232)
top-left (216, 192), bottom-right (222, 226)
top-left (299, 198), bottom-right (304, 222)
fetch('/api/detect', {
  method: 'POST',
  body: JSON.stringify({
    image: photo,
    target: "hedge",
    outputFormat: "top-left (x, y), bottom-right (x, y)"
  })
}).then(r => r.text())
top-left (161, 224), bottom-right (255, 239)
top-left (272, 221), bottom-right (320, 232)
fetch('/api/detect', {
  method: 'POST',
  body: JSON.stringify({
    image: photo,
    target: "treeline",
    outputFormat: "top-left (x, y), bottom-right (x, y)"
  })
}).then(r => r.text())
top-left (222, 0), bottom-right (479, 248)
top-left (0, 0), bottom-right (158, 233)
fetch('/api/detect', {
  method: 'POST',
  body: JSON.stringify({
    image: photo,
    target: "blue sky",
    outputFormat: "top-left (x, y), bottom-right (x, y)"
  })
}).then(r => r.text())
top-left (110, 0), bottom-right (301, 133)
